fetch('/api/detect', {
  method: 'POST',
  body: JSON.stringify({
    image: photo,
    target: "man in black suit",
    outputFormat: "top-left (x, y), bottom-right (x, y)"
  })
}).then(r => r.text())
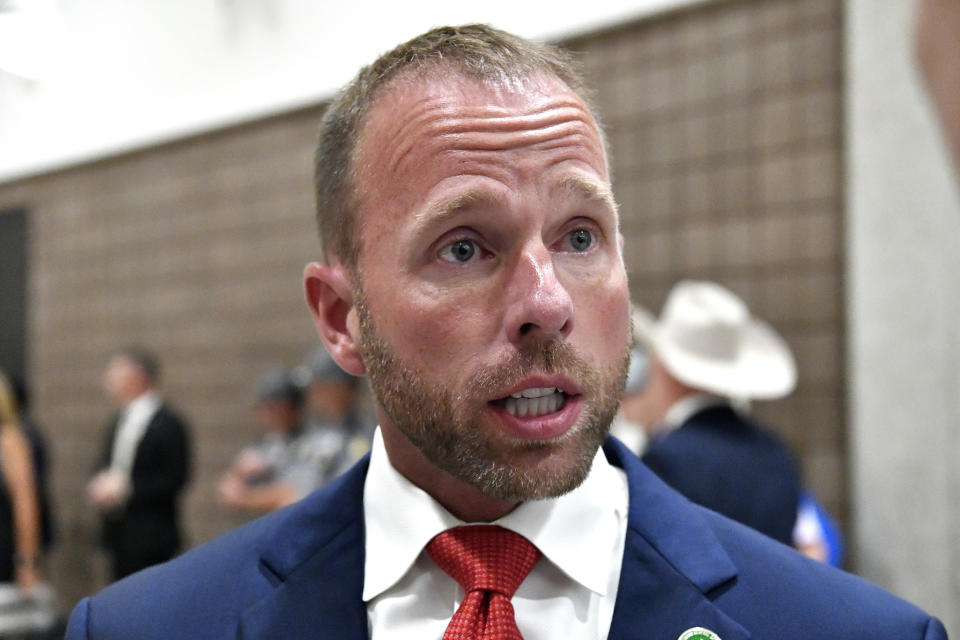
top-left (639, 281), bottom-right (802, 546)
top-left (87, 347), bottom-right (191, 581)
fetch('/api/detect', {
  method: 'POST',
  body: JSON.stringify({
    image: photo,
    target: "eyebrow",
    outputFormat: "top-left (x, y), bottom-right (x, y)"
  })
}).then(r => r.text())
top-left (558, 175), bottom-right (618, 214)
top-left (411, 174), bottom-right (617, 232)
top-left (412, 189), bottom-right (502, 231)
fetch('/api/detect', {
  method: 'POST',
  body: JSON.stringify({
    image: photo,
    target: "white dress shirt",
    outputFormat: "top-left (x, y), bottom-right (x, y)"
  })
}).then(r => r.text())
top-left (109, 390), bottom-right (161, 480)
top-left (363, 428), bottom-right (628, 640)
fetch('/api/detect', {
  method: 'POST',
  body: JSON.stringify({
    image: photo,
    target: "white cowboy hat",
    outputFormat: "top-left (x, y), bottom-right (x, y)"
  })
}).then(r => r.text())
top-left (637, 280), bottom-right (797, 400)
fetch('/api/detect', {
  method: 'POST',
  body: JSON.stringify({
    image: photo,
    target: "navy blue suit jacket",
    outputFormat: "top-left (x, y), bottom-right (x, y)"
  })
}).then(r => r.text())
top-left (642, 405), bottom-right (801, 545)
top-left (66, 438), bottom-right (946, 639)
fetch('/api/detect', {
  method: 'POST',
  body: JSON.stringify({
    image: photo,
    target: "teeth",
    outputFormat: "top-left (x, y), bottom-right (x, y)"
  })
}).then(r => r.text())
top-left (509, 387), bottom-right (557, 399)
top-left (504, 391), bottom-right (564, 418)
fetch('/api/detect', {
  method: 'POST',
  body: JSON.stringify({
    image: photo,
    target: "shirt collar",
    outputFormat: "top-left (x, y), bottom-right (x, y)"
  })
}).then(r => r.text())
top-left (362, 427), bottom-right (627, 601)
top-left (123, 390), bottom-right (162, 421)
top-left (662, 393), bottom-right (729, 431)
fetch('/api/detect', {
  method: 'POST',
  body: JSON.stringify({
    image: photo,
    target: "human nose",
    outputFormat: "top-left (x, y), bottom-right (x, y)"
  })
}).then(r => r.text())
top-left (504, 246), bottom-right (574, 345)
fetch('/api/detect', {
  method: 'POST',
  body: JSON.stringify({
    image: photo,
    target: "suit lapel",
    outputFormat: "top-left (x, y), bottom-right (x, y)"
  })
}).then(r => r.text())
top-left (237, 458), bottom-right (371, 640)
top-left (129, 408), bottom-right (160, 475)
top-left (238, 439), bottom-right (752, 639)
top-left (604, 439), bottom-right (751, 640)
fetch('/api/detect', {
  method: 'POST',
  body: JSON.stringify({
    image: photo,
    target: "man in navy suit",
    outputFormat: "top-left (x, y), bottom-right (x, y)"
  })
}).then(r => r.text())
top-left (67, 24), bottom-right (947, 639)
top-left (637, 280), bottom-right (802, 546)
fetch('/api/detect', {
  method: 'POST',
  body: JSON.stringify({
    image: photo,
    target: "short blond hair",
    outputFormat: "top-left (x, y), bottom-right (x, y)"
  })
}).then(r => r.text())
top-left (313, 24), bottom-right (602, 269)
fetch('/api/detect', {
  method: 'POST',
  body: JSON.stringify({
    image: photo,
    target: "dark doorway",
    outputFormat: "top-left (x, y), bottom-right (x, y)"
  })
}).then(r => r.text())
top-left (0, 208), bottom-right (27, 382)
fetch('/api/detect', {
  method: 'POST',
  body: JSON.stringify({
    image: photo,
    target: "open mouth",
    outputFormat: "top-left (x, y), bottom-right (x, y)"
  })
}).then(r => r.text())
top-left (495, 387), bottom-right (568, 418)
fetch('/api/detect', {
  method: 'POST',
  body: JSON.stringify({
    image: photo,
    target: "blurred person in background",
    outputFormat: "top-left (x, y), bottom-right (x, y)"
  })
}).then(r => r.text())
top-left (614, 297), bottom-right (844, 564)
top-left (608, 305), bottom-right (657, 455)
top-left (297, 345), bottom-right (373, 476)
top-left (607, 345), bottom-right (651, 454)
top-left (86, 347), bottom-right (191, 582)
top-left (794, 489), bottom-right (845, 568)
top-left (0, 370), bottom-right (61, 640)
top-left (9, 378), bottom-right (54, 557)
top-left (218, 365), bottom-right (351, 514)
top-left (637, 280), bottom-right (802, 546)
top-left (0, 371), bottom-right (43, 592)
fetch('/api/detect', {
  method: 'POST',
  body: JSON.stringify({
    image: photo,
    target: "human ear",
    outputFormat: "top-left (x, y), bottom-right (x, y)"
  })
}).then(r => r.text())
top-left (303, 261), bottom-right (366, 376)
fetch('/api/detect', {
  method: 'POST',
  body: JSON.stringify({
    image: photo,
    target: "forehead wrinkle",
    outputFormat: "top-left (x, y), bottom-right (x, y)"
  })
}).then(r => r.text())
top-left (379, 96), bottom-right (461, 177)
top-left (436, 97), bottom-right (591, 134)
top-left (439, 120), bottom-right (600, 156)
top-left (385, 96), bottom-right (603, 175)
top-left (435, 104), bottom-right (598, 152)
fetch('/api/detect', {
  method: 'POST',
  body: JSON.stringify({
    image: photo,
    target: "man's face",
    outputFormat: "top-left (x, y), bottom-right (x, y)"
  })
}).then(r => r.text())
top-left (255, 399), bottom-right (298, 434)
top-left (307, 381), bottom-right (353, 422)
top-left (350, 71), bottom-right (631, 501)
top-left (102, 355), bottom-right (147, 407)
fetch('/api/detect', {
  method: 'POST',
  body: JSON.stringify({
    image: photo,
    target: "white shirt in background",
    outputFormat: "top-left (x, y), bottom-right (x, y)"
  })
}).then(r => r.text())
top-left (109, 390), bottom-right (161, 480)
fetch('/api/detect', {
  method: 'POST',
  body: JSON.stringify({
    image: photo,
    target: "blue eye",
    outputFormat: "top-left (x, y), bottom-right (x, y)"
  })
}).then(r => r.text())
top-left (568, 228), bottom-right (593, 252)
top-left (440, 239), bottom-right (477, 263)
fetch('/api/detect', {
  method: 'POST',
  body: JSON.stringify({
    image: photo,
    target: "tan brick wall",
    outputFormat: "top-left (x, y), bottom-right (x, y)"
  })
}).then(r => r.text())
top-left (0, 0), bottom-right (846, 610)
top-left (0, 107), bottom-right (327, 606)
top-left (566, 0), bottom-right (847, 527)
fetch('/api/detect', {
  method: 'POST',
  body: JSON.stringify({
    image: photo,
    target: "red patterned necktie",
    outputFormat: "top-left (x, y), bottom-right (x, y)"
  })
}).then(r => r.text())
top-left (426, 525), bottom-right (542, 640)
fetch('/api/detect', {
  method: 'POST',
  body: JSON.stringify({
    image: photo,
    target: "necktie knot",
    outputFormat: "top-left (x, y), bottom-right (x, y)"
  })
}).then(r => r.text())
top-left (426, 525), bottom-right (541, 597)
